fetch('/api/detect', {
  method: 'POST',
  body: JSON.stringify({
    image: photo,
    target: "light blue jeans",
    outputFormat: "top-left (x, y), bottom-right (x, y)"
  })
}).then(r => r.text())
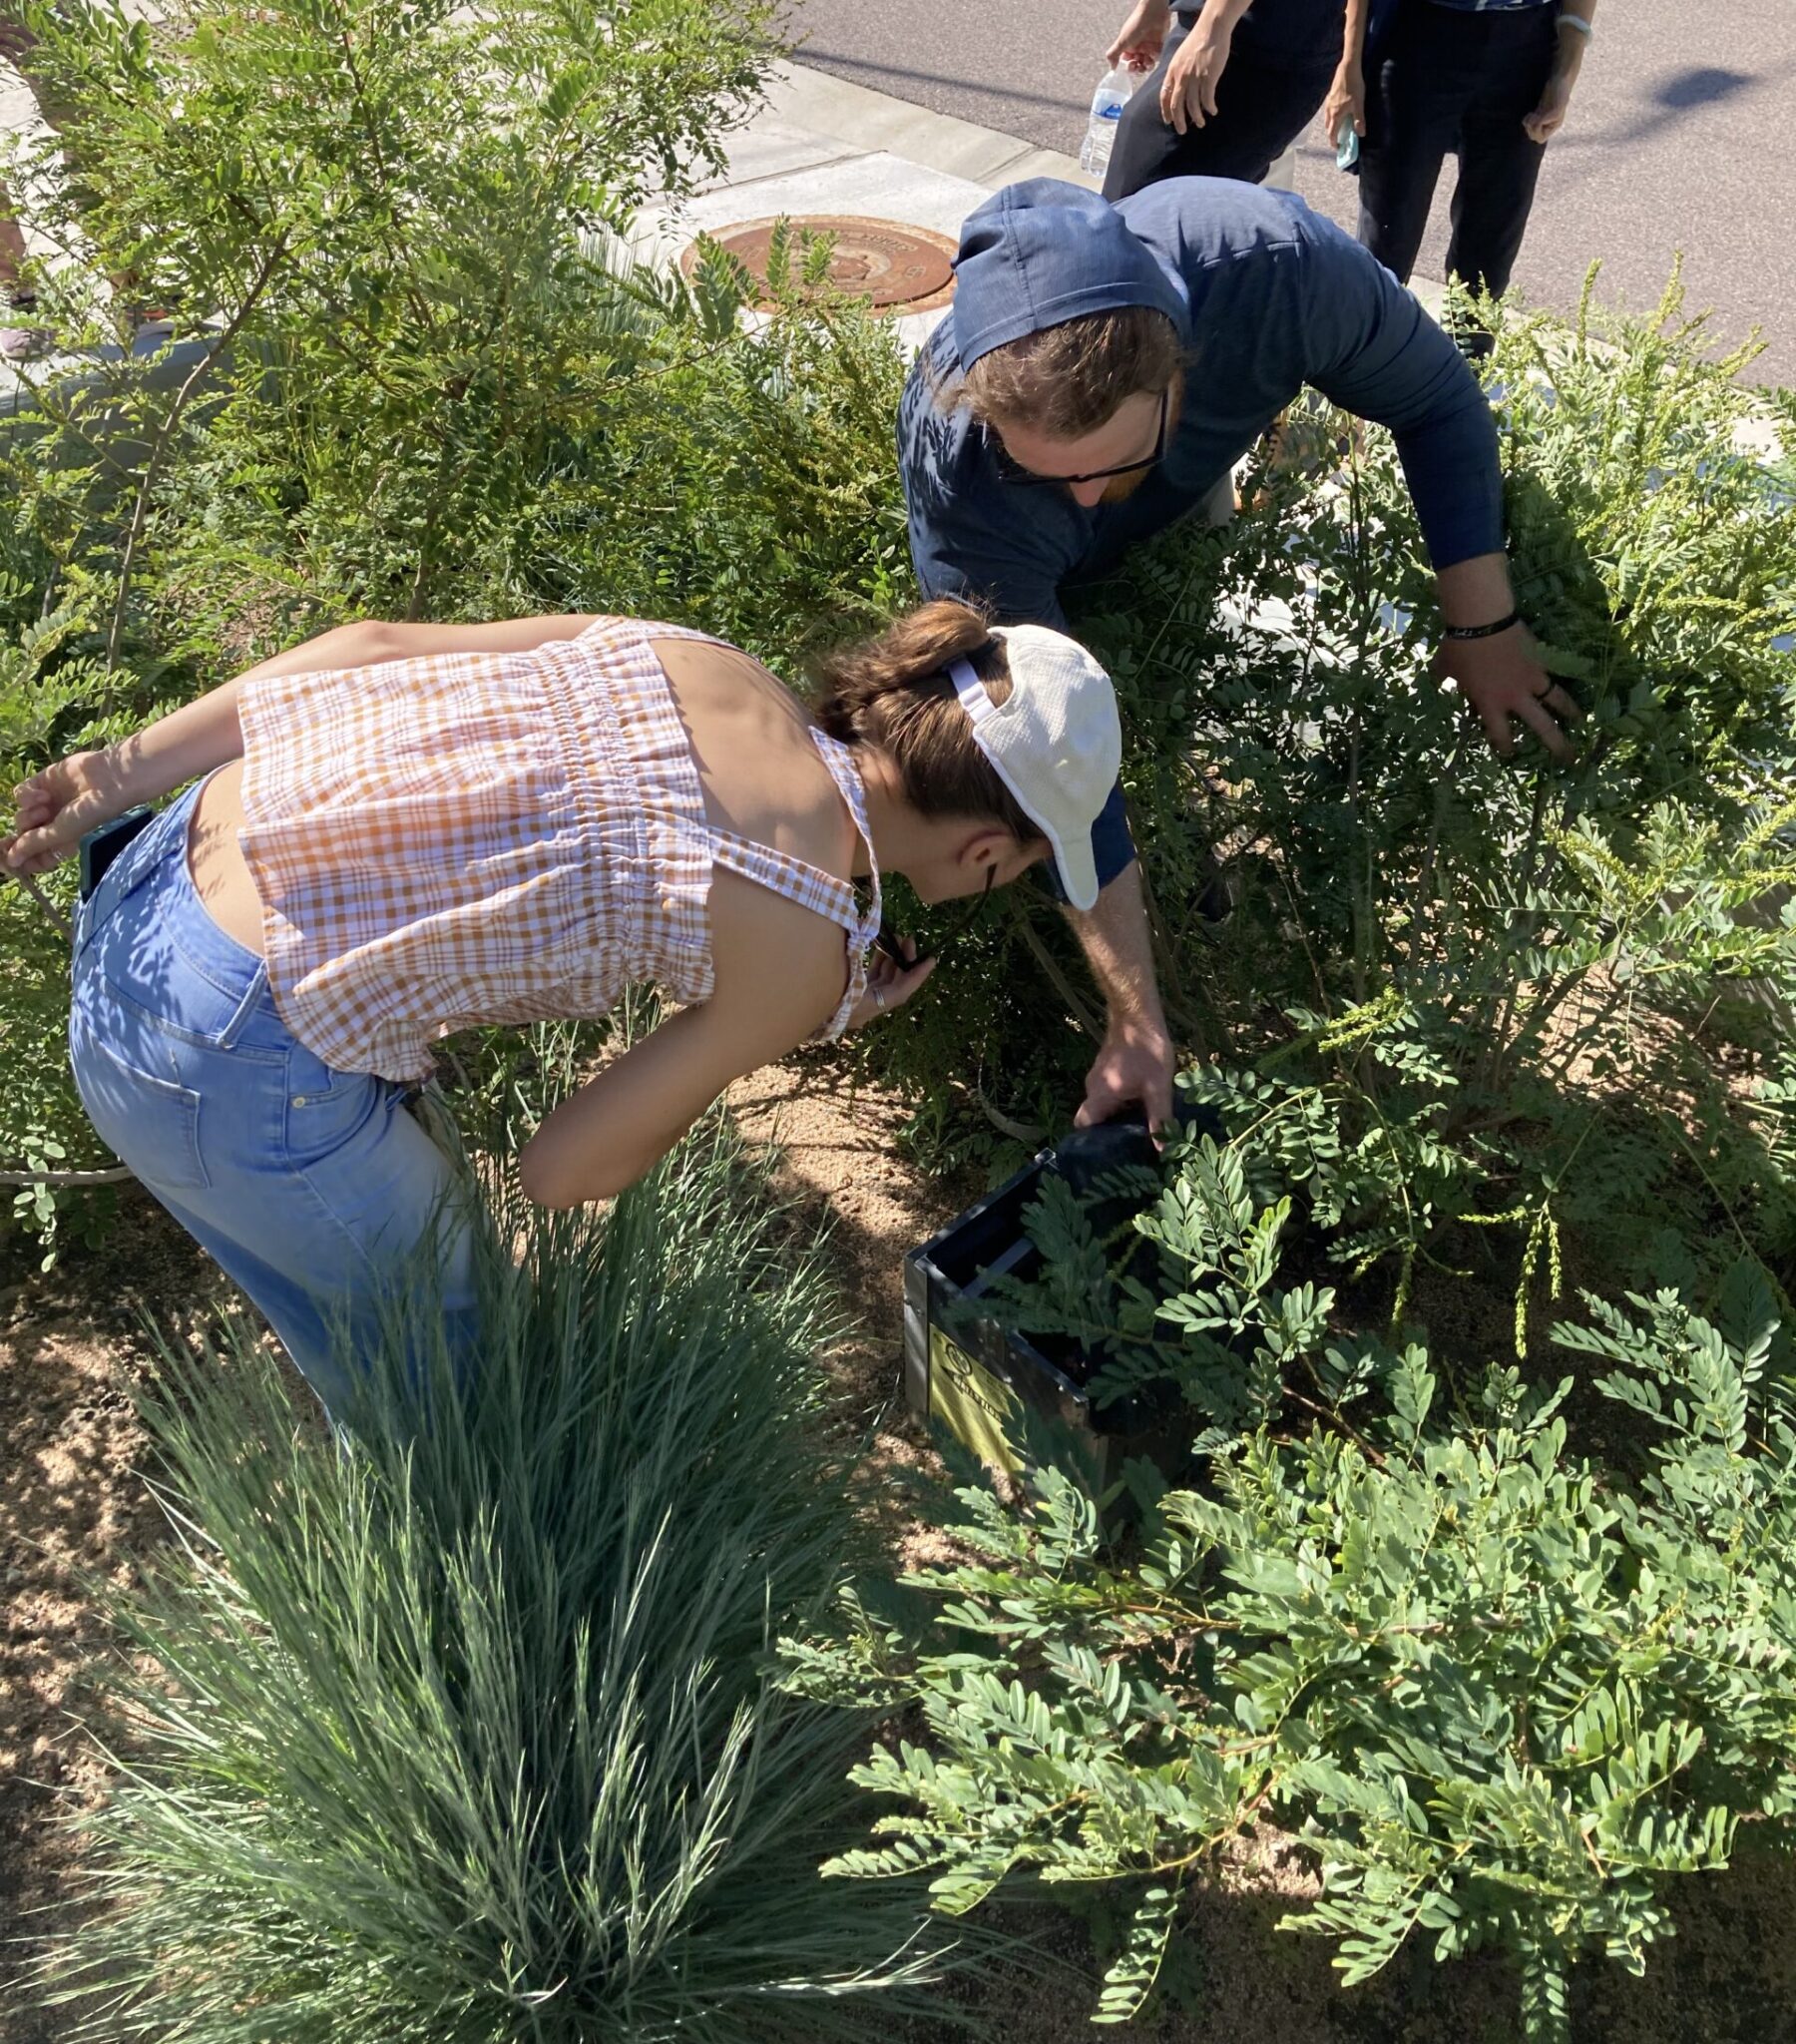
top-left (68, 779), bottom-right (478, 1416)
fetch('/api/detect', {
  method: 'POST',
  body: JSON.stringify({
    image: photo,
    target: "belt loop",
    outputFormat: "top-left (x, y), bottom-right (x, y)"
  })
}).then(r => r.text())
top-left (214, 960), bottom-right (272, 1049)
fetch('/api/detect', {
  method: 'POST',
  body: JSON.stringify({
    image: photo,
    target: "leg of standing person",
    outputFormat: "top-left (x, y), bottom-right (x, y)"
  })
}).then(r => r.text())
top-left (1442, 5), bottom-right (1556, 308)
top-left (1355, 0), bottom-right (1481, 284)
top-left (0, 13), bottom-right (50, 359)
top-left (0, 193), bottom-right (31, 325)
top-left (1105, 17), bottom-right (1336, 200)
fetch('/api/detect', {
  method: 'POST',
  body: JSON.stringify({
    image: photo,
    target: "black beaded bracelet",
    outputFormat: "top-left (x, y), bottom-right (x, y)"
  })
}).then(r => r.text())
top-left (1442, 610), bottom-right (1523, 642)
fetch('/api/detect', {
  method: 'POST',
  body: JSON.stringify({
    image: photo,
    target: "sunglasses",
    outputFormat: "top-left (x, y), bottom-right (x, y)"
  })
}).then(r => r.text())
top-left (872, 866), bottom-right (996, 971)
top-left (991, 385), bottom-right (1171, 488)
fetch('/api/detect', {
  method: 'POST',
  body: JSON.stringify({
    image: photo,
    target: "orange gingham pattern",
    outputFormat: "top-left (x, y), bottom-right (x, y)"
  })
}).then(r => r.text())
top-left (236, 618), bottom-right (878, 1082)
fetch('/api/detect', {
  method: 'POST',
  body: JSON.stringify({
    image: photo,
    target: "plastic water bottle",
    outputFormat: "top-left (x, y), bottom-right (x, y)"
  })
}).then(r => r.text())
top-left (1079, 62), bottom-right (1139, 177)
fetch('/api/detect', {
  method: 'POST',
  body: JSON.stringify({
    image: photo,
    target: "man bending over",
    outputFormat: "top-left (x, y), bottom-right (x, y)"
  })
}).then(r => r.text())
top-left (899, 174), bottom-right (1578, 1129)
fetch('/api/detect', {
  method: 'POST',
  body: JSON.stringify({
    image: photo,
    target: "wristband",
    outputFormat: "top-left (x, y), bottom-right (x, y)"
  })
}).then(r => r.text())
top-left (1442, 610), bottom-right (1523, 642)
top-left (1557, 12), bottom-right (1593, 38)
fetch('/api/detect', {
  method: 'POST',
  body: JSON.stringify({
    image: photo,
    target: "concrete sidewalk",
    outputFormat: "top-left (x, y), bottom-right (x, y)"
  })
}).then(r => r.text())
top-left (637, 60), bottom-right (1319, 352)
top-left (634, 60), bottom-right (1100, 354)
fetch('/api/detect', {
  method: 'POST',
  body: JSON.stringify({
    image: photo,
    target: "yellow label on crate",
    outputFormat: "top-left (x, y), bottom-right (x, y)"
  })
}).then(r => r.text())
top-left (929, 1327), bottom-right (1024, 1475)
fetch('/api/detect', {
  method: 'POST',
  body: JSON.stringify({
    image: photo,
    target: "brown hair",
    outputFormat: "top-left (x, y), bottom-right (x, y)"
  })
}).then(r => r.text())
top-left (941, 306), bottom-right (1183, 440)
top-left (811, 601), bottom-right (1042, 842)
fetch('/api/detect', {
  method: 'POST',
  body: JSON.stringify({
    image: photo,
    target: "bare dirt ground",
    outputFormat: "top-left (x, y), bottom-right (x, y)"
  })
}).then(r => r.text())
top-left (0, 1205), bottom-right (235, 2044)
top-left (5, 1061), bottom-right (1796, 2044)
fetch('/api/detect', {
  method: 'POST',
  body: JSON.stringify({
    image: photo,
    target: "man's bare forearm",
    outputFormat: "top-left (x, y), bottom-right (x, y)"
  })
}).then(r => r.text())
top-left (1069, 863), bottom-right (1168, 1027)
top-left (1435, 552), bottom-right (1518, 629)
top-left (1066, 864), bottom-right (1176, 1128)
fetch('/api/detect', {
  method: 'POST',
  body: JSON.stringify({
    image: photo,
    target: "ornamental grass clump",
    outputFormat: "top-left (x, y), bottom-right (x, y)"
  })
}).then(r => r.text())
top-left (35, 1120), bottom-right (945, 2043)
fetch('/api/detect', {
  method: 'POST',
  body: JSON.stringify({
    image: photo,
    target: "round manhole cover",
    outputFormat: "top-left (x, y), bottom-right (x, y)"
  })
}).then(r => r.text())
top-left (679, 215), bottom-right (958, 316)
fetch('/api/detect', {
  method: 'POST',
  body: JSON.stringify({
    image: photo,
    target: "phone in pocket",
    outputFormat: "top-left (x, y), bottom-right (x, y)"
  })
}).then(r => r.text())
top-left (78, 805), bottom-right (156, 902)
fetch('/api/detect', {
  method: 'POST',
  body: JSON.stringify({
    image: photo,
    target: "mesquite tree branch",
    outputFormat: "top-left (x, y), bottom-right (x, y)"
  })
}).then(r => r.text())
top-left (106, 230), bottom-right (291, 670)
top-left (0, 1163), bottom-right (132, 1187)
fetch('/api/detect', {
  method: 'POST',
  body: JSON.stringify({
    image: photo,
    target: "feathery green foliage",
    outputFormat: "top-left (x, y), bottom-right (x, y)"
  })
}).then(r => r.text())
top-left (793, 1116), bottom-right (1796, 2038)
top-left (36, 1123), bottom-right (950, 2041)
top-left (504, 224), bottom-right (915, 658)
top-left (839, 275), bottom-right (1796, 1220)
top-left (7, 0), bottom-right (780, 622)
top-left (0, 1), bottom-right (917, 1255)
top-left (1054, 274), bottom-right (1796, 1310)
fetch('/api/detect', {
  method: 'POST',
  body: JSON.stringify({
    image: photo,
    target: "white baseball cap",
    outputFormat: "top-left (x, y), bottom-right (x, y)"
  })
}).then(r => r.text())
top-left (950, 623), bottom-right (1122, 911)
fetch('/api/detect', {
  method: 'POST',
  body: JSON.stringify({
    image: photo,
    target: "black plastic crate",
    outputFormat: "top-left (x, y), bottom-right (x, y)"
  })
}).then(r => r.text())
top-left (903, 1116), bottom-right (1203, 1501)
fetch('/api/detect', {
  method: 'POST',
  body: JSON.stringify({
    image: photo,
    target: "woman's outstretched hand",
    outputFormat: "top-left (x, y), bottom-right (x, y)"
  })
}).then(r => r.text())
top-left (4, 751), bottom-right (125, 877)
top-left (846, 934), bottom-right (936, 1030)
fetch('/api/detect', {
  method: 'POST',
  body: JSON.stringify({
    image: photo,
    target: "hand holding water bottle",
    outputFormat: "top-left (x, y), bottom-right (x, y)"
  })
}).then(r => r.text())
top-left (1081, 52), bottom-right (1148, 176)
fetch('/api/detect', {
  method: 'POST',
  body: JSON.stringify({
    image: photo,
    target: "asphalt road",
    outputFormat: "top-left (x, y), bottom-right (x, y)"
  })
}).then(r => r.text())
top-left (787, 0), bottom-right (1796, 386)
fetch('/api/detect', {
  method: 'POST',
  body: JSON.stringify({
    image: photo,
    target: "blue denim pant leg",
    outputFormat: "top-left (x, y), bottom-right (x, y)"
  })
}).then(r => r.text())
top-left (67, 781), bottom-right (479, 1417)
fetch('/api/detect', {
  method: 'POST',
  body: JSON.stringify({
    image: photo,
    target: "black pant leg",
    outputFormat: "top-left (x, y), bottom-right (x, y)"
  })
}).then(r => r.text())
top-left (1444, 10), bottom-right (1556, 298)
top-left (1355, 0), bottom-right (1480, 283)
top-left (1104, 23), bottom-right (1336, 200)
top-left (1105, 20), bottom-right (1186, 200)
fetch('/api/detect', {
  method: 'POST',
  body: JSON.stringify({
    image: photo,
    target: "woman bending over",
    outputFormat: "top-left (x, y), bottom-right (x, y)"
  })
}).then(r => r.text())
top-left (3, 605), bottom-right (1120, 1411)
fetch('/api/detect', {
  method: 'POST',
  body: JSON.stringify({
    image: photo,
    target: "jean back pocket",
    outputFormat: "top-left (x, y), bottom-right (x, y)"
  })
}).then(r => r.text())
top-left (69, 1018), bottom-right (210, 1194)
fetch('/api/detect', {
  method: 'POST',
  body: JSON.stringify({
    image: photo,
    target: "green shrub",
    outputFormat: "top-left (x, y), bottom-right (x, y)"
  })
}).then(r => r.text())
top-left (8, 0), bottom-right (779, 624)
top-left (0, 1), bottom-right (922, 1257)
top-left (502, 228), bottom-right (916, 659)
top-left (1044, 275), bottom-right (1796, 1298)
top-left (35, 1120), bottom-right (949, 2042)
top-left (790, 1118), bottom-right (1796, 2039)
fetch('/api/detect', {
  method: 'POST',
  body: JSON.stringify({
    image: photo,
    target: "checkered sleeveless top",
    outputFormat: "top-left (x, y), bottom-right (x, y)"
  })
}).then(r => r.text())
top-left (236, 618), bottom-right (882, 1082)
